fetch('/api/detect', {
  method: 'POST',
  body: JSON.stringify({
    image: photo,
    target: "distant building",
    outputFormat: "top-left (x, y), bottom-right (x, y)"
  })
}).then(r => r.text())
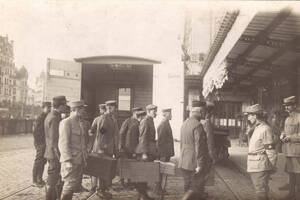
top-left (15, 66), bottom-right (29, 104)
top-left (0, 35), bottom-right (16, 104)
top-left (34, 71), bottom-right (45, 106)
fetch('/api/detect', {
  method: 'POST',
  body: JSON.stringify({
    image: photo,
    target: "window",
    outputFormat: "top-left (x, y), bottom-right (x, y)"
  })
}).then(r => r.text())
top-left (188, 88), bottom-right (200, 108)
top-left (118, 88), bottom-right (131, 111)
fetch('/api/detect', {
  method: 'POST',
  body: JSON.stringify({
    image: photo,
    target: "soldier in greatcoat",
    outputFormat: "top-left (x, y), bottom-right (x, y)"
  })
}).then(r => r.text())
top-left (119, 107), bottom-right (143, 158)
top-left (135, 104), bottom-right (158, 200)
top-left (155, 108), bottom-right (174, 194)
top-left (89, 104), bottom-right (106, 193)
top-left (178, 102), bottom-right (210, 200)
top-left (58, 100), bottom-right (88, 200)
top-left (279, 96), bottom-right (300, 200)
top-left (32, 101), bottom-right (51, 187)
top-left (92, 100), bottom-right (119, 199)
top-left (44, 96), bottom-right (68, 200)
top-left (202, 101), bottom-right (217, 163)
top-left (246, 104), bottom-right (277, 200)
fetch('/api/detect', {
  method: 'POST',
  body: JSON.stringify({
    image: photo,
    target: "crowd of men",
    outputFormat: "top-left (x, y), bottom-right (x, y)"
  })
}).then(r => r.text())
top-left (31, 95), bottom-right (177, 200)
top-left (31, 94), bottom-right (300, 200)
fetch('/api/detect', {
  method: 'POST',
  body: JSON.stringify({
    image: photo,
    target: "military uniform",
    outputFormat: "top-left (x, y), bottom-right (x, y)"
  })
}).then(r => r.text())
top-left (135, 105), bottom-right (157, 200)
top-left (92, 111), bottom-right (119, 194)
top-left (247, 121), bottom-right (277, 198)
top-left (32, 111), bottom-right (48, 185)
top-left (58, 112), bottom-right (88, 199)
top-left (119, 117), bottom-right (140, 157)
top-left (201, 118), bottom-right (216, 162)
top-left (282, 111), bottom-right (300, 172)
top-left (157, 118), bottom-right (174, 161)
top-left (178, 115), bottom-right (209, 193)
top-left (44, 109), bottom-right (63, 200)
top-left (135, 115), bottom-right (157, 158)
top-left (246, 104), bottom-right (277, 200)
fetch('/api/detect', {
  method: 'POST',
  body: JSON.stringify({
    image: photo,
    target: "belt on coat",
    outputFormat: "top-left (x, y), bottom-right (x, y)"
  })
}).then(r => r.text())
top-left (248, 151), bottom-right (266, 156)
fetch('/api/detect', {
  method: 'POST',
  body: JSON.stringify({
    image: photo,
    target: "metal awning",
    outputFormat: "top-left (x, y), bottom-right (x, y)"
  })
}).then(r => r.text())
top-left (202, 7), bottom-right (300, 97)
top-left (74, 55), bottom-right (161, 65)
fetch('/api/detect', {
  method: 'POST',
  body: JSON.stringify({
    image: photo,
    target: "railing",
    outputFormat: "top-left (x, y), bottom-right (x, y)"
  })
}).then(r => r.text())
top-left (0, 119), bottom-right (34, 135)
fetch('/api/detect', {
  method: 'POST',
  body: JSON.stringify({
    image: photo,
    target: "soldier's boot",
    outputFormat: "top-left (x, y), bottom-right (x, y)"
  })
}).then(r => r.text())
top-left (37, 164), bottom-right (45, 185)
top-left (46, 186), bottom-right (57, 200)
top-left (55, 183), bottom-right (63, 200)
top-left (281, 174), bottom-right (296, 200)
top-left (32, 165), bottom-right (39, 186)
top-left (181, 190), bottom-right (195, 200)
top-left (61, 192), bottom-right (73, 200)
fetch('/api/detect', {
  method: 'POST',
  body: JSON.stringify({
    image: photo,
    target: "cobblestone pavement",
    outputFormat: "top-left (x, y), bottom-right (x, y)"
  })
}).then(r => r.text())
top-left (0, 135), bottom-right (257, 200)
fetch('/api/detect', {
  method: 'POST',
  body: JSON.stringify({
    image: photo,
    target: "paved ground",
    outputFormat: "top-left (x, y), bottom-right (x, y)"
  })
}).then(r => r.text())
top-left (0, 134), bottom-right (263, 200)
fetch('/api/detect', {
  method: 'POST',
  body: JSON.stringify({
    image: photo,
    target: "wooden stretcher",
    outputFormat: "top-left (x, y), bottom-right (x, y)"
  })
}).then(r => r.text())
top-left (83, 154), bottom-right (214, 200)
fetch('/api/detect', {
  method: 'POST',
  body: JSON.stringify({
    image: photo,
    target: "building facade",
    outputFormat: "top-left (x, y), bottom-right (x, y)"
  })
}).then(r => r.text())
top-left (0, 35), bottom-right (16, 104)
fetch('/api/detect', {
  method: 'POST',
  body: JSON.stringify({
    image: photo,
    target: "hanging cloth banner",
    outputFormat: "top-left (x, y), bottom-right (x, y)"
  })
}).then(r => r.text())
top-left (202, 60), bottom-right (228, 98)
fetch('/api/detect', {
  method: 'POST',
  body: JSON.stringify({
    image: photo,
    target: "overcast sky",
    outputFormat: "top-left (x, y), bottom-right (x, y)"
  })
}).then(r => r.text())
top-left (0, 0), bottom-right (224, 88)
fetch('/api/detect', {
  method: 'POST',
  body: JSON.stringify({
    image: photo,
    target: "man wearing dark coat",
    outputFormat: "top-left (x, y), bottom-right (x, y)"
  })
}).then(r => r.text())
top-left (91, 100), bottom-right (119, 199)
top-left (119, 107), bottom-right (143, 158)
top-left (178, 102), bottom-right (210, 200)
top-left (135, 104), bottom-right (158, 200)
top-left (32, 101), bottom-right (51, 187)
top-left (44, 96), bottom-right (68, 200)
top-left (155, 108), bottom-right (174, 194)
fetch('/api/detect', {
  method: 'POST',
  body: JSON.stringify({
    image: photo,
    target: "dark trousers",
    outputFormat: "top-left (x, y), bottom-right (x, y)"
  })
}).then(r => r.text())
top-left (181, 168), bottom-right (206, 194)
top-left (32, 144), bottom-right (46, 182)
top-left (155, 156), bottom-right (171, 192)
top-left (46, 159), bottom-right (62, 200)
top-left (249, 171), bottom-right (270, 200)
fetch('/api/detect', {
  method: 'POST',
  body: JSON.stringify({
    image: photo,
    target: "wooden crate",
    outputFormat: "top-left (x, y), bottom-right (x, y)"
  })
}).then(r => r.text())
top-left (154, 160), bottom-right (176, 175)
top-left (118, 159), bottom-right (160, 183)
top-left (83, 153), bottom-right (117, 182)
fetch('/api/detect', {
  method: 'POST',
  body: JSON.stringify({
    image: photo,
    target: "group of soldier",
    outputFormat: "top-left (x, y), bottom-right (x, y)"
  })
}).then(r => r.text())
top-left (245, 95), bottom-right (300, 200)
top-left (31, 93), bottom-right (300, 200)
top-left (31, 95), bottom-right (175, 200)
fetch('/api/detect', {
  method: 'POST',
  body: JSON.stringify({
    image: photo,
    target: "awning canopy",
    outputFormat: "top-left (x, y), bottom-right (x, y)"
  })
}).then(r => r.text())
top-left (74, 55), bottom-right (161, 65)
top-left (202, 7), bottom-right (300, 97)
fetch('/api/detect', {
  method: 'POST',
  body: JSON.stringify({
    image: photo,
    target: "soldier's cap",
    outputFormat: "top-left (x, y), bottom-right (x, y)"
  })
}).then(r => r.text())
top-left (245, 104), bottom-right (263, 115)
top-left (162, 108), bottom-right (172, 113)
top-left (146, 104), bottom-right (157, 111)
top-left (206, 101), bottom-right (215, 107)
top-left (70, 100), bottom-right (87, 108)
top-left (98, 104), bottom-right (106, 109)
top-left (190, 107), bottom-right (202, 116)
top-left (283, 96), bottom-right (296, 106)
top-left (136, 110), bottom-right (146, 117)
top-left (42, 101), bottom-right (51, 108)
top-left (53, 95), bottom-right (67, 106)
top-left (105, 100), bottom-right (117, 106)
top-left (132, 107), bottom-right (143, 112)
top-left (191, 100), bottom-right (206, 108)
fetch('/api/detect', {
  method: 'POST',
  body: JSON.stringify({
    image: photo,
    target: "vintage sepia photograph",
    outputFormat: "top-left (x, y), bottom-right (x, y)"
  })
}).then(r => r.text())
top-left (0, 1), bottom-right (299, 199)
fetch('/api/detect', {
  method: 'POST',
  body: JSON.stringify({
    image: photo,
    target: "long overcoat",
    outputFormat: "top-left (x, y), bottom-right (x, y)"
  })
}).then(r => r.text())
top-left (119, 117), bottom-right (140, 154)
top-left (92, 113), bottom-right (119, 156)
top-left (44, 110), bottom-right (61, 160)
top-left (178, 116), bottom-right (209, 171)
top-left (157, 119), bottom-right (174, 158)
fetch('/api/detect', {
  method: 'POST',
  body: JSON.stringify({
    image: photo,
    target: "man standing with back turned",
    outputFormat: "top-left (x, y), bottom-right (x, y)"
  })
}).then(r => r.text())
top-left (178, 102), bottom-right (210, 200)
top-left (32, 101), bottom-right (51, 187)
top-left (44, 95), bottom-right (67, 200)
